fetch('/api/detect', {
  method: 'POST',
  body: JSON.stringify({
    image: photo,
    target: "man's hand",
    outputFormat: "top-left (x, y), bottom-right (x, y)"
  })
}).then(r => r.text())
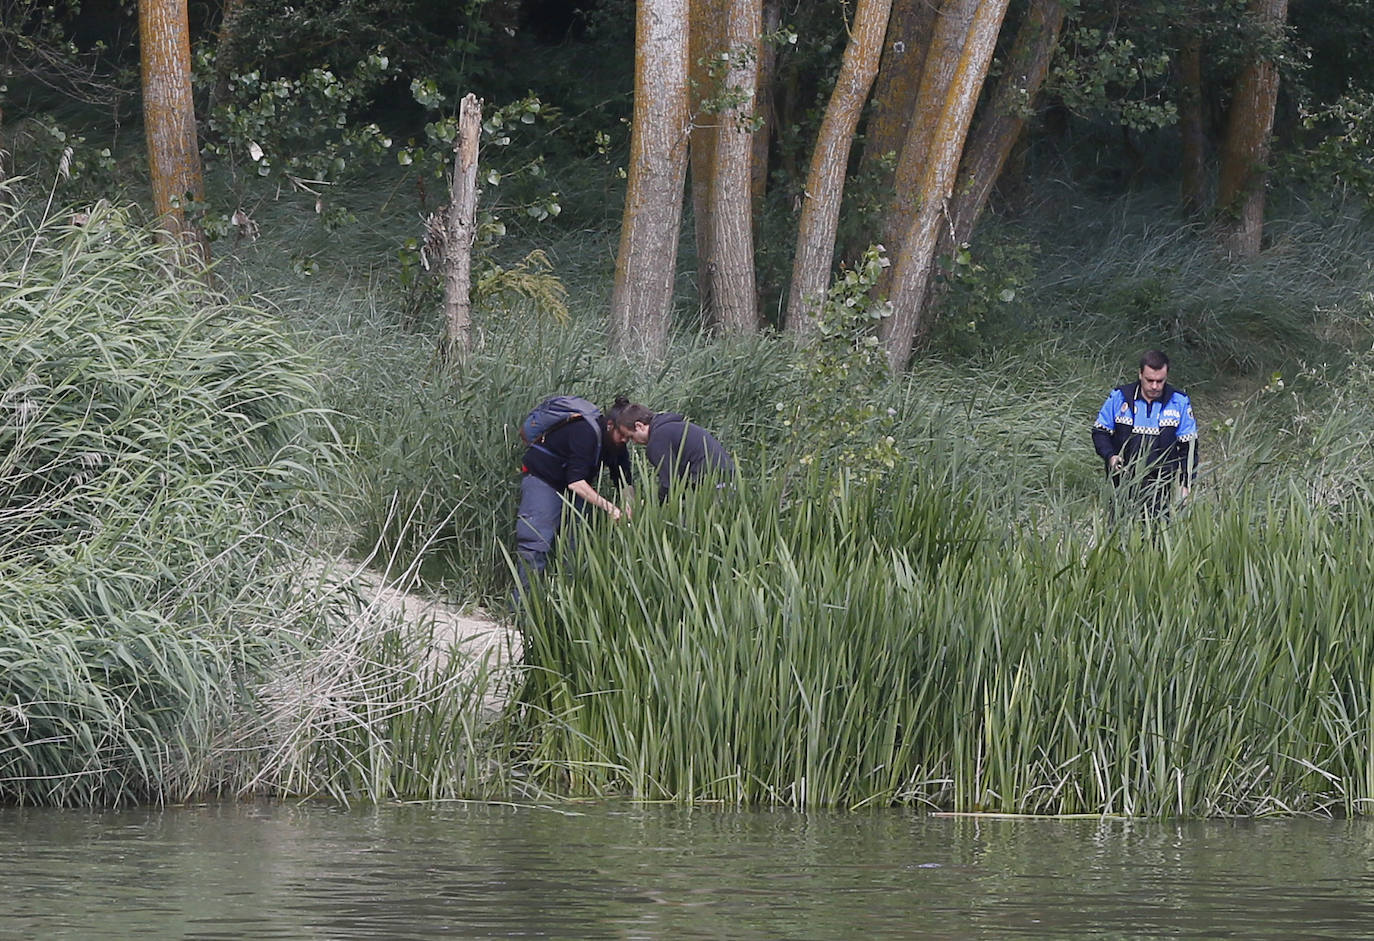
top-left (1108, 455), bottom-right (1123, 473)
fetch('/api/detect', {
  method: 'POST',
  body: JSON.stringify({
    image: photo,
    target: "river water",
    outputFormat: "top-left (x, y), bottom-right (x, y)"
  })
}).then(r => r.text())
top-left (4, 801), bottom-right (1373, 939)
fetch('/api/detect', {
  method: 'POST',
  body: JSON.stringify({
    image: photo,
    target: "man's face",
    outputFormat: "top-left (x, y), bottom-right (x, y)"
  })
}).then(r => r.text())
top-left (1139, 364), bottom-right (1168, 402)
top-left (610, 422), bottom-right (650, 447)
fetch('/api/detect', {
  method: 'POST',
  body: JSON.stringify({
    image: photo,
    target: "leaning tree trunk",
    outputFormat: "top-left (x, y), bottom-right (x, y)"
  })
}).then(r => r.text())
top-left (855, 0), bottom-right (937, 204)
top-left (706, 0), bottom-right (761, 333)
top-left (942, 0), bottom-right (1064, 250)
top-left (1177, 31), bottom-right (1208, 216)
top-left (877, 0), bottom-right (981, 281)
top-left (879, 0), bottom-right (1011, 371)
top-left (210, 0), bottom-right (247, 112)
top-left (1216, 0), bottom-right (1288, 258)
top-left (140, 0), bottom-right (209, 263)
top-left (610, 0), bottom-right (691, 361)
top-left (442, 94), bottom-right (482, 359)
top-left (786, 0), bottom-right (894, 333)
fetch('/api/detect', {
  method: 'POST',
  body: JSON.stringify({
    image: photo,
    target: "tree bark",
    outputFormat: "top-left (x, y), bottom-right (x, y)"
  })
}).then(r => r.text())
top-left (878, 0), bottom-right (981, 280)
top-left (1216, 0), bottom-right (1289, 258)
top-left (689, 0), bottom-right (725, 322)
top-left (750, 0), bottom-right (783, 206)
top-left (856, 0), bottom-right (937, 201)
top-left (610, 0), bottom-right (691, 360)
top-left (943, 0), bottom-right (1064, 250)
top-left (140, 0), bottom-right (209, 263)
top-left (443, 94), bottom-right (482, 359)
top-left (879, 0), bottom-right (1011, 371)
top-left (1177, 31), bottom-right (1207, 216)
top-left (786, 0), bottom-right (894, 333)
top-left (707, 0), bottom-right (762, 333)
top-left (210, 0), bottom-right (247, 112)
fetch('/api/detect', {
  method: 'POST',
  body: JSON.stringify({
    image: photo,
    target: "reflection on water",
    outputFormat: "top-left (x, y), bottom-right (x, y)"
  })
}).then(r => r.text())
top-left (3, 801), bottom-right (1374, 939)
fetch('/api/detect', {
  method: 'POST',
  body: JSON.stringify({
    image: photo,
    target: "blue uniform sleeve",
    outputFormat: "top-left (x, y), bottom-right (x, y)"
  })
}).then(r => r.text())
top-left (1093, 389), bottom-right (1121, 431)
top-left (1176, 395), bottom-right (1197, 441)
top-left (1092, 389), bottom-right (1122, 461)
top-left (1176, 394), bottom-right (1199, 484)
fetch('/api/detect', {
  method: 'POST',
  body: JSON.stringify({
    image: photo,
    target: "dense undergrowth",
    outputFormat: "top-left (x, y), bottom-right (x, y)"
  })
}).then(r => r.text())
top-left (6, 170), bottom-right (1374, 812)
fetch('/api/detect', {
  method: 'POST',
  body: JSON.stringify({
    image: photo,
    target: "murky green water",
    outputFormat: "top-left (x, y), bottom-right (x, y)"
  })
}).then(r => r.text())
top-left (3, 802), bottom-right (1373, 939)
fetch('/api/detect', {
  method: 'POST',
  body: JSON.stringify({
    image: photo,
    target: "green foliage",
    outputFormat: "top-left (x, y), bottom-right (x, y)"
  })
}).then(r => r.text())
top-left (1049, 25), bottom-right (1177, 132)
top-left (929, 236), bottom-right (1037, 356)
top-left (0, 194), bottom-right (340, 805)
top-left (1288, 91), bottom-right (1374, 205)
top-left (513, 446), bottom-right (1374, 814)
top-left (201, 51), bottom-right (397, 228)
top-left (780, 246), bottom-right (899, 477)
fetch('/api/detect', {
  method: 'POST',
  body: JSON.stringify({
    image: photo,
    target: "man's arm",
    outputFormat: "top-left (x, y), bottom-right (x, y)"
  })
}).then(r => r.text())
top-left (1176, 396), bottom-right (1199, 495)
top-left (1092, 390), bottom-right (1123, 468)
top-left (567, 478), bottom-right (622, 520)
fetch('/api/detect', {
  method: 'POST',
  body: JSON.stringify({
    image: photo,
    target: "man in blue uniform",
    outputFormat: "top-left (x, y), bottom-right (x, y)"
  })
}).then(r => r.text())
top-left (1092, 350), bottom-right (1198, 518)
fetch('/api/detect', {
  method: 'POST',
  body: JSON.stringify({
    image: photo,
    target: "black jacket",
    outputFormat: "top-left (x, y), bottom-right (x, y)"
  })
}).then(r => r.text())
top-left (645, 413), bottom-right (735, 501)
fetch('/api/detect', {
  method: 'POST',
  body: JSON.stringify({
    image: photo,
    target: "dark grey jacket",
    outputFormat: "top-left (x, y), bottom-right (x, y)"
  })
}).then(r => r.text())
top-left (645, 413), bottom-right (735, 501)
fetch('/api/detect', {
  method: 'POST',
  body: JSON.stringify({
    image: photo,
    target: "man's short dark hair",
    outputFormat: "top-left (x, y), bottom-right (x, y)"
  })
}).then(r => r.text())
top-left (1139, 350), bottom-right (1169, 371)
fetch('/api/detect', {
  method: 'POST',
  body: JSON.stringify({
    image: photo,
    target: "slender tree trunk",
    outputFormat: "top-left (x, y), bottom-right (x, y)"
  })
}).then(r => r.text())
top-left (1216, 0), bottom-right (1288, 258)
top-left (140, 0), bottom-right (208, 262)
top-left (1177, 32), bottom-right (1207, 216)
top-left (443, 94), bottom-right (482, 358)
top-left (944, 0), bottom-right (1064, 249)
top-left (786, 0), bottom-right (894, 333)
top-left (610, 0), bottom-right (691, 360)
top-left (856, 0), bottom-right (937, 199)
top-left (707, 0), bottom-right (761, 333)
top-left (751, 0), bottom-right (783, 206)
top-left (879, 0), bottom-right (1011, 371)
top-left (689, 0), bottom-right (725, 322)
top-left (211, 0), bottom-right (246, 111)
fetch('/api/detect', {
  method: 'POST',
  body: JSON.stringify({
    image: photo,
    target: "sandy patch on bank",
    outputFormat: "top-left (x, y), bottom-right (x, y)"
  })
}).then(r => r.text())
top-left (304, 558), bottom-right (524, 709)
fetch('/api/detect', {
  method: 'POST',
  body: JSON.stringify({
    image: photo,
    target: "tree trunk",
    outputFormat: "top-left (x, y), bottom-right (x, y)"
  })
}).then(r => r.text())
top-left (1216, 0), bottom-right (1288, 258)
top-left (786, 0), bottom-right (894, 333)
top-left (707, 0), bottom-right (761, 333)
top-left (1178, 32), bottom-right (1207, 216)
top-left (750, 0), bottom-right (783, 206)
top-left (879, 0), bottom-right (1011, 371)
top-left (443, 94), bottom-right (482, 359)
top-left (944, 0), bottom-right (1064, 249)
top-left (140, 0), bottom-right (209, 262)
top-left (211, 0), bottom-right (247, 111)
top-left (689, 0), bottom-right (725, 322)
top-left (856, 0), bottom-right (937, 201)
top-left (878, 0), bottom-right (981, 277)
top-left (610, 0), bottom-right (691, 360)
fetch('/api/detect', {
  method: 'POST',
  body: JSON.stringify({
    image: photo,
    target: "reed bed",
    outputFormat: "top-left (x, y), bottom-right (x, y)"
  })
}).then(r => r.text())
top-left (513, 454), bottom-right (1374, 815)
top-left (0, 198), bottom-right (337, 804)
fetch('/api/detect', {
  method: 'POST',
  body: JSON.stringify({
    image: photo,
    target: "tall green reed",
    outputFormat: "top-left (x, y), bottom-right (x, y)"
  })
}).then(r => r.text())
top-left (0, 197), bottom-right (339, 804)
top-left (512, 454), bottom-right (1374, 815)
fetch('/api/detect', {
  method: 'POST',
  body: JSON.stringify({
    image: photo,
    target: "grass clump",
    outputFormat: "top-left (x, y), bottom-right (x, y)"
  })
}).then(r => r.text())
top-left (0, 197), bottom-right (339, 805)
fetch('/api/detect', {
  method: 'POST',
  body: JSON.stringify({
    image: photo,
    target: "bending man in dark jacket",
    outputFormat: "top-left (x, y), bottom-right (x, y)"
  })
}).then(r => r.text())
top-left (610, 398), bottom-right (735, 501)
top-left (516, 397), bottom-right (633, 591)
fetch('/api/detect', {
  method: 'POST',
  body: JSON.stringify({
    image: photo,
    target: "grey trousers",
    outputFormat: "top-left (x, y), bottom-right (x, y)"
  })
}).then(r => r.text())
top-left (514, 473), bottom-right (585, 591)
